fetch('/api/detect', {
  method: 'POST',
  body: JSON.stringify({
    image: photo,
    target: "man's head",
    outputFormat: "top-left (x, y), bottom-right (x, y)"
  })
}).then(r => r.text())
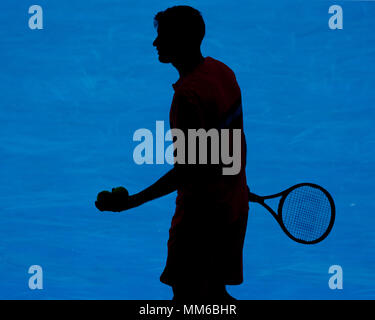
top-left (153, 6), bottom-right (205, 63)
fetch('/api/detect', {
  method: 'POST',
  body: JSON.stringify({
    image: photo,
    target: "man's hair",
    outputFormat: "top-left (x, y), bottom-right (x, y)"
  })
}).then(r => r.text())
top-left (154, 6), bottom-right (205, 46)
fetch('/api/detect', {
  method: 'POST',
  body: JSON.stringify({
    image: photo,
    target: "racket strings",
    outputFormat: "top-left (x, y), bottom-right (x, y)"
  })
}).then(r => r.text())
top-left (281, 186), bottom-right (332, 242)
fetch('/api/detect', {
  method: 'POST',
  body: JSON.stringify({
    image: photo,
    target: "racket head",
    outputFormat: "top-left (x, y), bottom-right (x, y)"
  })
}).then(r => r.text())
top-left (277, 183), bottom-right (335, 244)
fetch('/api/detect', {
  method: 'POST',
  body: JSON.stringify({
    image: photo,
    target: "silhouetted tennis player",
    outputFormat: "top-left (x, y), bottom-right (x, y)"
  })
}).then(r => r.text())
top-left (95, 5), bottom-right (249, 301)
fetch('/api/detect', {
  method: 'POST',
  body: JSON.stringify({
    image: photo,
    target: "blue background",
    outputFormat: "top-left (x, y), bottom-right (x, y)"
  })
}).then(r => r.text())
top-left (0, 0), bottom-right (374, 299)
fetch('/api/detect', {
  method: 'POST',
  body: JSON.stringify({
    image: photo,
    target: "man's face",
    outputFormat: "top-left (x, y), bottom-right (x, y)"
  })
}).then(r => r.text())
top-left (153, 27), bottom-right (180, 63)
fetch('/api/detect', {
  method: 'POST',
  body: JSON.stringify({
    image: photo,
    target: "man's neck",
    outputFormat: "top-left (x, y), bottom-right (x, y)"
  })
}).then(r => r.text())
top-left (173, 51), bottom-right (205, 78)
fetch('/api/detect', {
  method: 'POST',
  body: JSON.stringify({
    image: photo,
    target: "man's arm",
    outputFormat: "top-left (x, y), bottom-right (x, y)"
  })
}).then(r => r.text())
top-left (129, 167), bottom-right (178, 208)
top-left (96, 162), bottom-right (221, 212)
top-left (95, 167), bottom-right (178, 212)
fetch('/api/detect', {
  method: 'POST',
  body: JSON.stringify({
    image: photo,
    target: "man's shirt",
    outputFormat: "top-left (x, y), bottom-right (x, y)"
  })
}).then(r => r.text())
top-left (169, 56), bottom-right (249, 228)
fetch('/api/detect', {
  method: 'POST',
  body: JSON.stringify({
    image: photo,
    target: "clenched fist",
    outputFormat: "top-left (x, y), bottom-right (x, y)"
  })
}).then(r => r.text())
top-left (95, 186), bottom-right (136, 212)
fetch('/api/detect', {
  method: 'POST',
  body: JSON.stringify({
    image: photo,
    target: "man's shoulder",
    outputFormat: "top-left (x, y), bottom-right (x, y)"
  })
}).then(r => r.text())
top-left (205, 57), bottom-right (236, 78)
top-left (206, 56), bottom-right (233, 69)
top-left (175, 57), bottom-right (236, 97)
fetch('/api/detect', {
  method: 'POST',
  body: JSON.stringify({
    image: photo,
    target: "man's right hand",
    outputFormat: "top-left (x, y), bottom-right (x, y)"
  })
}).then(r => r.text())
top-left (95, 187), bottom-right (140, 212)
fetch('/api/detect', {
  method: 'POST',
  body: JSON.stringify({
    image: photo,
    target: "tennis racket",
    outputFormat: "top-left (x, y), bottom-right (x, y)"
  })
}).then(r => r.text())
top-left (248, 183), bottom-right (335, 244)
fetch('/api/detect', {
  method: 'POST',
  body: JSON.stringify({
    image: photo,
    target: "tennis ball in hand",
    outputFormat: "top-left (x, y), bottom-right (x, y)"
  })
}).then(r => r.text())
top-left (112, 187), bottom-right (129, 205)
top-left (97, 190), bottom-right (113, 203)
top-left (112, 186), bottom-right (129, 198)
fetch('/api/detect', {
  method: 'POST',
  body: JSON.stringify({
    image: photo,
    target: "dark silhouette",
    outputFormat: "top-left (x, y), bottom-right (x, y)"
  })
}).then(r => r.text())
top-left (95, 5), bottom-right (249, 302)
